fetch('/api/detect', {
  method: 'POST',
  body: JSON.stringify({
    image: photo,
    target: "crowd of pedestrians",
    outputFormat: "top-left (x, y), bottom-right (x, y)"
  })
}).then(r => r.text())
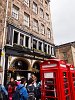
top-left (0, 73), bottom-right (41, 100)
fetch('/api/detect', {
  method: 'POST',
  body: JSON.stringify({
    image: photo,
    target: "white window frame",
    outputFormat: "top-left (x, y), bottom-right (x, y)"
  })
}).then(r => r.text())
top-left (24, 13), bottom-right (30, 27)
top-left (24, 0), bottom-right (29, 7)
top-left (47, 28), bottom-right (51, 39)
top-left (12, 5), bottom-right (19, 20)
top-left (46, 13), bottom-right (49, 20)
top-left (33, 19), bottom-right (38, 32)
top-left (38, 40), bottom-right (43, 51)
top-left (13, 29), bottom-right (31, 49)
top-left (20, 33), bottom-right (24, 46)
top-left (48, 45), bottom-right (51, 55)
top-left (33, 2), bottom-right (38, 14)
top-left (43, 43), bottom-right (48, 53)
top-left (40, 8), bottom-right (44, 18)
top-left (32, 38), bottom-right (38, 49)
top-left (13, 29), bottom-right (20, 45)
top-left (25, 35), bottom-right (31, 49)
top-left (51, 46), bottom-right (55, 55)
top-left (40, 0), bottom-right (43, 3)
top-left (40, 24), bottom-right (44, 34)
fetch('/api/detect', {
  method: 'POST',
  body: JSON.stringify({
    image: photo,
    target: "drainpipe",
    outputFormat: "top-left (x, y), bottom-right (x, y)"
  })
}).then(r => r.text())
top-left (1, 0), bottom-right (8, 85)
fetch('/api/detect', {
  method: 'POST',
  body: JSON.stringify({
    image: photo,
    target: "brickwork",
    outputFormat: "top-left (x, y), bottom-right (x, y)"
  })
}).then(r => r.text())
top-left (0, 0), bottom-right (6, 47)
top-left (6, 0), bottom-right (54, 44)
top-left (55, 42), bottom-right (75, 67)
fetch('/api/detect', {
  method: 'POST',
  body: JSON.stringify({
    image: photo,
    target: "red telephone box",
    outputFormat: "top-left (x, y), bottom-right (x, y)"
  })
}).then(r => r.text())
top-left (66, 64), bottom-right (75, 100)
top-left (40, 59), bottom-right (71, 100)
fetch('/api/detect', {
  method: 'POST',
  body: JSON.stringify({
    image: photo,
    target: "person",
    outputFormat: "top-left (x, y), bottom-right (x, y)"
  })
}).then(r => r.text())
top-left (31, 73), bottom-right (37, 87)
top-left (31, 73), bottom-right (41, 100)
top-left (0, 84), bottom-right (8, 100)
top-left (7, 77), bottom-right (16, 100)
top-left (14, 77), bottom-right (28, 100)
top-left (27, 78), bottom-right (36, 100)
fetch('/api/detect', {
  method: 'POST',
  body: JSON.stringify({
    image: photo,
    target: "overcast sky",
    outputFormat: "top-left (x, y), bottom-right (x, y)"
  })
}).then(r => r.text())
top-left (50, 0), bottom-right (75, 45)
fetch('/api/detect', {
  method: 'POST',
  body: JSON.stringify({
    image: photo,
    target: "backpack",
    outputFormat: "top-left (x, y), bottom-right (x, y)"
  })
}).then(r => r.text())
top-left (0, 85), bottom-right (7, 100)
top-left (12, 86), bottom-right (24, 100)
top-left (27, 85), bottom-right (36, 100)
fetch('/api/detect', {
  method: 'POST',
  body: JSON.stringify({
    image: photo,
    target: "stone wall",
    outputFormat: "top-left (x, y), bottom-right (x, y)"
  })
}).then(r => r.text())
top-left (55, 45), bottom-right (74, 65)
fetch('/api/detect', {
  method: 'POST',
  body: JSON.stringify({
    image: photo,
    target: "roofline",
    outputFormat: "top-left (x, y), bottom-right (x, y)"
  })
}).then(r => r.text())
top-left (55, 41), bottom-right (75, 48)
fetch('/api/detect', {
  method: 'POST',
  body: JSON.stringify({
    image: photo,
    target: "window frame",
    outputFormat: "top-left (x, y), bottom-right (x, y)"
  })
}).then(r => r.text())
top-left (24, 0), bottom-right (30, 7)
top-left (33, 19), bottom-right (38, 32)
top-left (12, 5), bottom-right (19, 20)
top-left (33, 2), bottom-right (38, 14)
top-left (24, 13), bottom-right (30, 27)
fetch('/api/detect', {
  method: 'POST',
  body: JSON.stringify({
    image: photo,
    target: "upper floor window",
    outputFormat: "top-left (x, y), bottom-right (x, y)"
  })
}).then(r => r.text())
top-left (40, 24), bottom-right (44, 34)
top-left (12, 5), bottom-right (19, 20)
top-left (45, 0), bottom-right (48, 6)
top-left (33, 39), bottom-right (37, 49)
top-left (33, 19), bottom-right (38, 32)
top-left (20, 34), bottom-right (24, 46)
top-left (38, 41), bottom-right (42, 51)
top-left (13, 31), bottom-right (19, 44)
top-left (47, 28), bottom-right (51, 39)
top-left (25, 36), bottom-right (29, 48)
top-left (44, 43), bottom-right (47, 53)
top-left (33, 2), bottom-right (38, 14)
top-left (24, 0), bottom-right (29, 7)
top-left (40, 8), bottom-right (44, 18)
top-left (40, 0), bottom-right (43, 3)
top-left (46, 13), bottom-right (49, 20)
top-left (51, 46), bottom-right (55, 55)
top-left (48, 45), bottom-right (51, 55)
top-left (24, 13), bottom-right (30, 27)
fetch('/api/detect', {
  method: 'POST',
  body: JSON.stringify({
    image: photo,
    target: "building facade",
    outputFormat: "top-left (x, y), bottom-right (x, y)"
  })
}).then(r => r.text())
top-left (0, 0), bottom-right (55, 84)
top-left (55, 41), bottom-right (75, 67)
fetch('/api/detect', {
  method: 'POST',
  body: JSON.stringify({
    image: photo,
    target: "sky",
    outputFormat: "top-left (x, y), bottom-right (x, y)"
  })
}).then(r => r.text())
top-left (50, 0), bottom-right (75, 45)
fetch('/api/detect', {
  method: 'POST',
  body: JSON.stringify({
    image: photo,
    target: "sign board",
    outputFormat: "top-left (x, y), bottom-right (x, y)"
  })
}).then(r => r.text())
top-left (42, 64), bottom-right (57, 68)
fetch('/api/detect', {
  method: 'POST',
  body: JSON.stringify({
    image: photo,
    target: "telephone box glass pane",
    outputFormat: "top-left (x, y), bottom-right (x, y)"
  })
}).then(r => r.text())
top-left (66, 96), bottom-right (70, 100)
top-left (63, 72), bottom-right (66, 77)
top-left (64, 78), bottom-right (67, 82)
top-left (64, 83), bottom-right (68, 88)
top-left (72, 73), bottom-right (74, 77)
top-left (65, 89), bottom-right (69, 95)
top-left (45, 79), bottom-right (55, 84)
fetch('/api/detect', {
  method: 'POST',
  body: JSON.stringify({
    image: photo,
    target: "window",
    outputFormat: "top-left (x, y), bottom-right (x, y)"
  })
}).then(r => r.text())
top-left (33, 19), bottom-right (38, 32)
top-left (12, 5), bottom-right (19, 20)
top-left (33, 2), bottom-right (38, 14)
top-left (44, 43), bottom-right (47, 53)
top-left (46, 13), bottom-right (49, 20)
top-left (48, 45), bottom-right (51, 54)
top-left (40, 24), bottom-right (44, 34)
top-left (51, 46), bottom-right (54, 55)
top-left (40, 0), bottom-right (43, 3)
top-left (25, 36), bottom-right (29, 47)
top-left (13, 31), bottom-right (19, 44)
top-left (63, 52), bottom-right (67, 60)
top-left (33, 39), bottom-right (37, 49)
top-left (47, 28), bottom-right (51, 38)
top-left (24, 13), bottom-right (30, 27)
top-left (38, 41), bottom-right (42, 51)
top-left (45, 0), bottom-right (48, 5)
top-left (24, 0), bottom-right (29, 7)
top-left (20, 34), bottom-right (24, 45)
top-left (40, 8), bottom-right (44, 18)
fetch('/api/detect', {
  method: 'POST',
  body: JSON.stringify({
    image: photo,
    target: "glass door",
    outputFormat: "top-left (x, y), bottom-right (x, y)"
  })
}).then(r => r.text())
top-left (42, 71), bottom-right (58, 100)
top-left (63, 72), bottom-right (71, 100)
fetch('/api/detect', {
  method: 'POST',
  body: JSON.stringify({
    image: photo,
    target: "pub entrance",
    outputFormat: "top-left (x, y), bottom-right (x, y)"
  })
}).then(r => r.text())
top-left (8, 58), bottom-right (31, 81)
